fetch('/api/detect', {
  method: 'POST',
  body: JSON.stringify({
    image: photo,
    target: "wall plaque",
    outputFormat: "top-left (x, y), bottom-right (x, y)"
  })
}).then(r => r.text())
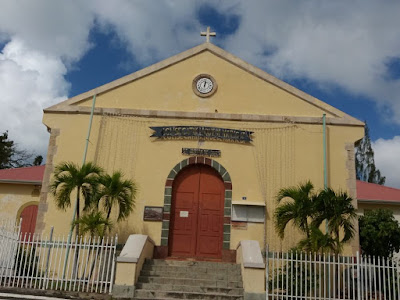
top-left (182, 148), bottom-right (221, 157)
top-left (150, 126), bottom-right (253, 143)
top-left (143, 206), bottom-right (163, 221)
top-left (180, 211), bottom-right (189, 217)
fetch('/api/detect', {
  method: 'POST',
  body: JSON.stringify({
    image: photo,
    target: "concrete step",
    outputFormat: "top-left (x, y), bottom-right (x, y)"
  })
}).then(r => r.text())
top-left (142, 264), bottom-right (241, 275)
top-left (136, 282), bottom-right (244, 296)
top-left (145, 259), bottom-right (240, 270)
top-left (140, 269), bottom-right (241, 281)
top-left (137, 276), bottom-right (243, 288)
top-left (134, 259), bottom-right (244, 299)
top-left (135, 289), bottom-right (244, 300)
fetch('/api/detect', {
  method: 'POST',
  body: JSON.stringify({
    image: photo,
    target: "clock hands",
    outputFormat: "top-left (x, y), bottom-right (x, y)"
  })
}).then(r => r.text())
top-left (193, 75), bottom-right (216, 96)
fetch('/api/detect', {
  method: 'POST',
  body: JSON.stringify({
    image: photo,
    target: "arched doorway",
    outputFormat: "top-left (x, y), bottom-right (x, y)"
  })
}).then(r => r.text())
top-left (168, 164), bottom-right (225, 258)
top-left (19, 204), bottom-right (38, 237)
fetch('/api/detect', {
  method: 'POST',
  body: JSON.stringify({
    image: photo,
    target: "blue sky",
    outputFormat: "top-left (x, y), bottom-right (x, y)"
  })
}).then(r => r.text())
top-left (0, 1), bottom-right (399, 186)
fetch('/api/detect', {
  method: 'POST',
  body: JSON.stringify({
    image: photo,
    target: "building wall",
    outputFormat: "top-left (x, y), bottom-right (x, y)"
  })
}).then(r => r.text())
top-left (0, 183), bottom-right (40, 222)
top-left (39, 114), bottom-right (362, 254)
top-left (358, 203), bottom-right (400, 222)
top-left (39, 49), bottom-right (364, 255)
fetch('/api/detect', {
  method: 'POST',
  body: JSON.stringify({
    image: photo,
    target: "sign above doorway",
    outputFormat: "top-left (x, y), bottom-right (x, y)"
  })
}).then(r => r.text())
top-left (150, 126), bottom-right (253, 143)
top-left (182, 148), bottom-right (221, 157)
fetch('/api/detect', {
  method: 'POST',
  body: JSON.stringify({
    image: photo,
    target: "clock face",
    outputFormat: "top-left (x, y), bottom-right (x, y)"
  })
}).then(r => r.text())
top-left (196, 77), bottom-right (214, 94)
top-left (192, 74), bottom-right (217, 97)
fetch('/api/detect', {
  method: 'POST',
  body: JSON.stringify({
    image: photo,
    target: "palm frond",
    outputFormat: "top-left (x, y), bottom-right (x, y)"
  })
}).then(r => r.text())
top-left (73, 211), bottom-right (112, 237)
top-left (50, 161), bottom-right (103, 214)
top-left (274, 203), bottom-right (297, 238)
top-left (95, 171), bottom-right (137, 222)
top-left (274, 181), bottom-right (315, 239)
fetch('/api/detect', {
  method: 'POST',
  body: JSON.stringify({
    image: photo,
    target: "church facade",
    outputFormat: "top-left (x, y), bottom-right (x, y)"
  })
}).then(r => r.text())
top-left (36, 42), bottom-right (364, 258)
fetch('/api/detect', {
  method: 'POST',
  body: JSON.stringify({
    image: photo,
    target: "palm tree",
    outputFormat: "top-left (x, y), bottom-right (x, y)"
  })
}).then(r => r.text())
top-left (312, 188), bottom-right (357, 255)
top-left (274, 181), bottom-right (317, 244)
top-left (73, 211), bottom-right (112, 280)
top-left (95, 171), bottom-right (137, 236)
top-left (73, 211), bottom-right (112, 238)
top-left (298, 226), bottom-right (335, 254)
top-left (50, 162), bottom-right (103, 237)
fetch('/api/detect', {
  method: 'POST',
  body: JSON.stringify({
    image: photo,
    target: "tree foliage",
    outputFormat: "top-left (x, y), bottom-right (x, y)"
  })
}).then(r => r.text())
top-left (359, 209), bottom-right (400, 258)
top-left (95, 171), bottom-right (136, 222)
top-left (355, 123), bottom-right (385, 185)
top-left (73, 211), bottom-right (112, 238)
top-left (0, 131), bottom-right (44, 169)
top-left (92, 171), bottom-right (137, 236)
top-left (50, 162), bottom-right (103, 237)
top-left (51, 162), bottom-right (136, 238)
top-left (0, 131), bottom-right (34, 169)
top-left (33, 155), bottom-right (43, 166)
top-left (275, 181), bottom-right (316, 241)
top-left (312, 188), bottom-right (356, 254)
top-left (274, 181), bottom-right (357, 255)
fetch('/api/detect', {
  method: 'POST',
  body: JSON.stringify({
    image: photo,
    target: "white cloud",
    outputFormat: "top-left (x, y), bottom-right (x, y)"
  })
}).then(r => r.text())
top-left (0, 0), bottom-right (96, 158)
top-left (373, 137), bottom-right (400, 188)
top-left (224, 1), bottom-right (400, 123)
top-left (90, 1), bottom-right (202, 65)
top-left (0, 0), bottom-right (94, 63)
top-left (0, 39), bottom-right (68, 156)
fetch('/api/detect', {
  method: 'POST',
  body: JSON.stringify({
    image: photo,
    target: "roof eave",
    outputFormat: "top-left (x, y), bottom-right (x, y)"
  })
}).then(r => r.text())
top-left (43, 106), bottom-right (364, 127)
top-left (0, 179), bottom-right (42, 185)
top-left (358, 199), bottom-right (400, 205)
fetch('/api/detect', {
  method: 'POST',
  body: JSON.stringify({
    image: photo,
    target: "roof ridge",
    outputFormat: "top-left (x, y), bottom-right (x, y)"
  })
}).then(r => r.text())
top-left (0, 165), bottom-right (45, 171)
top-left (357, 180), bottom-right (400, 191)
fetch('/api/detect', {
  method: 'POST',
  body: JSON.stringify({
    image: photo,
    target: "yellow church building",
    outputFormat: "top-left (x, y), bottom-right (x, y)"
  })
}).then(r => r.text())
top-left (36, 39), bottom-right (364, 265)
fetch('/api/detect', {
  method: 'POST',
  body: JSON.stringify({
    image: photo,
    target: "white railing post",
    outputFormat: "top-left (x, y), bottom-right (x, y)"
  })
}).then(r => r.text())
top-left (44, 227), bottom-right (54, 290)
top-left (109, 235), bottom-right (118, 294)
top-left (0, 230), bottom-right (124, 295)
top-left (265, 244), bottom-right (269, 300)
top-left (356, 251), bottom-right (361, 300)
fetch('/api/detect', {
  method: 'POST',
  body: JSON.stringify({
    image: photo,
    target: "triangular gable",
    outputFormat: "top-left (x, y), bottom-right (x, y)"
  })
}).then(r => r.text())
top-left (44, 43), bottom-right (363, 127)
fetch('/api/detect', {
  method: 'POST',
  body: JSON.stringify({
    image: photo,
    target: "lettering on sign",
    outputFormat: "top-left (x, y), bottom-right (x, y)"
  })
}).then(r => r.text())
top-left (150, 126), bottom-right (253, 143)
top-left (182, 148), bottom-right (221, 157)
top-left (180, 211), bottom-right (189, 218)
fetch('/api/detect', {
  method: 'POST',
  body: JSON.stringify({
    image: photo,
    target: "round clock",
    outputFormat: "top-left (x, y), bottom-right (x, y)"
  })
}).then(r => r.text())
top-left (192, 74), bottom-right (217, 97)
top-left (196, 77), bottom-right (213, 94)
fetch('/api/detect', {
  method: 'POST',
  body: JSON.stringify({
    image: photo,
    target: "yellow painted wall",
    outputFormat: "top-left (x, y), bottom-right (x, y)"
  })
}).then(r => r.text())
top-left (40, 114), bottom-right (362, 253)
top-left (40, 48), bottom-right (364, 255)
top-left (0, 183), bottom-right (40, 222)
top-left (77, 51), bottom-right (336, 118)
top-left (358, 203), bottom-right (400, 221)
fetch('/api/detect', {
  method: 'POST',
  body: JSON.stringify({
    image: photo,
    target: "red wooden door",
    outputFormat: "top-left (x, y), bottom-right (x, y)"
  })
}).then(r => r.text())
top-left (169, 165), bottom-right (224, 258)
top-left (20, 205), bottom-right (38, 237)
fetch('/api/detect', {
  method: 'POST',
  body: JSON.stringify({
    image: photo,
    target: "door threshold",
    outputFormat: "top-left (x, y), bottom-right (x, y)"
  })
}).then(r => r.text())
top-left (165, 256), bottom-right (223, 262)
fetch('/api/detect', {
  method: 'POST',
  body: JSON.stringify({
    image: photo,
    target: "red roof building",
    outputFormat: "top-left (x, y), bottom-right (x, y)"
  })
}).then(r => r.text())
top-left (0, 165), bottom-right (45, 185)
top-left (357, 180), bottom-right (400, 204)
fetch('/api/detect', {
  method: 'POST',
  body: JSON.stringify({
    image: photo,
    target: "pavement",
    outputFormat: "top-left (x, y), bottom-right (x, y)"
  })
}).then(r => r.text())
top-left (0, 293), bottom-right (70, 300)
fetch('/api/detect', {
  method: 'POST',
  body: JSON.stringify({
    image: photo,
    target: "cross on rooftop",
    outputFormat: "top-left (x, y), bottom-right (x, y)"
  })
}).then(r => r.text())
top-left (201, 26), bottom-right (216, 43)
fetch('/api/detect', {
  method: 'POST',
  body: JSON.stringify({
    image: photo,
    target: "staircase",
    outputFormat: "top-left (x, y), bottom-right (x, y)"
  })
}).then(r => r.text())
top-left (134, 259), bottom-right (244, 299)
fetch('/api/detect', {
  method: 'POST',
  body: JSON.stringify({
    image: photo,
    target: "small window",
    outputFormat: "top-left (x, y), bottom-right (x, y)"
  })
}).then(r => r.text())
top-left (232, 204), bottom-right (265, 223)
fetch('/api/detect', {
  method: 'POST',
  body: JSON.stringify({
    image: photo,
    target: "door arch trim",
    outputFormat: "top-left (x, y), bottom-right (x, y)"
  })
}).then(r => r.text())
top-left (16, 201), bottom-right (39, 224)
top-left (161, 157), bottom-right (232, 251)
